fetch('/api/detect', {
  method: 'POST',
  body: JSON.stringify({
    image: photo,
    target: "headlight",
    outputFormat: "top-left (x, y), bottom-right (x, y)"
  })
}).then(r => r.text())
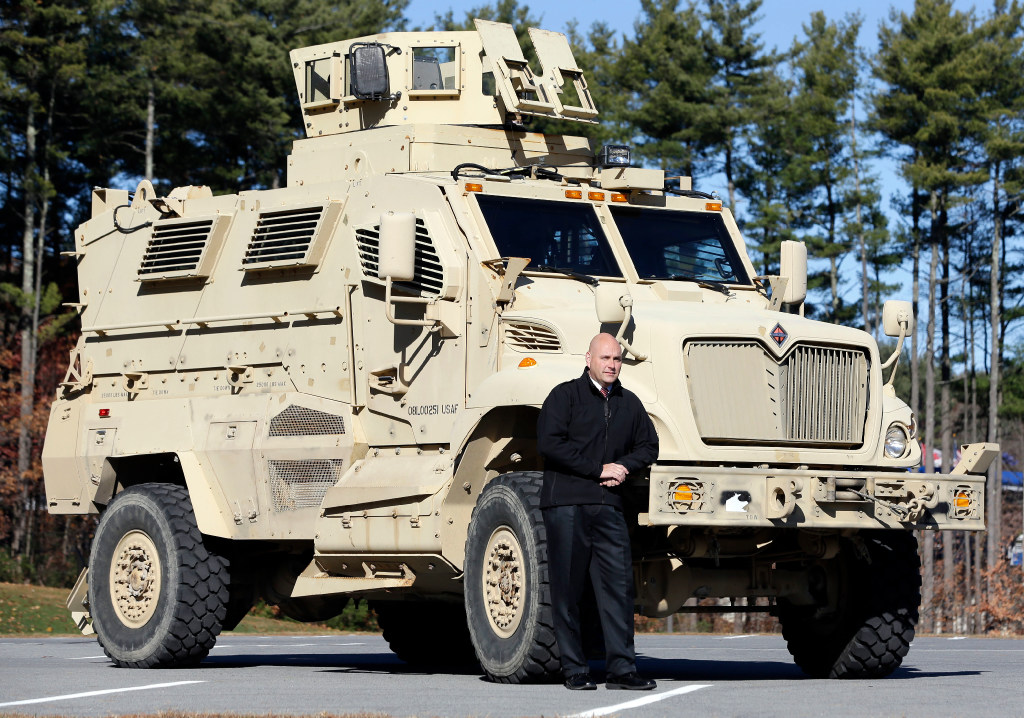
top-left (885, 423), bottom-right (910, 459)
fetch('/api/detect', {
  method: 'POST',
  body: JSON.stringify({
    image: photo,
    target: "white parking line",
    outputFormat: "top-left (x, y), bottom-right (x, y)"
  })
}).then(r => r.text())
top-left (0, 681), bottom-right (204, 708)
top-left (718, 634), bottom-right (755, 639)
top-left (568, 684), bottom-right (711, 718)
top-left (948, 636), bottom-right (967, 641)
top-left (65, 655), bottom-right (108, 660)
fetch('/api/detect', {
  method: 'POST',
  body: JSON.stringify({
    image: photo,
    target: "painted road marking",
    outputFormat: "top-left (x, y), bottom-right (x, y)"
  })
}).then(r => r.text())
top-left (569, 684), bottom-right (712, 718)
top-left (718, 634), bottom-right (755, 639)
top-left (65, 655), bottom-right (107, 660)
top-left (0, 681), bottom-right (204, 708)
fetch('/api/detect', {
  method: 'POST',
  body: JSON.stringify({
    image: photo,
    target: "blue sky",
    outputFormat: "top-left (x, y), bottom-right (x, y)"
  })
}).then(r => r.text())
top-left (403, 1), bottom-right (969, 56)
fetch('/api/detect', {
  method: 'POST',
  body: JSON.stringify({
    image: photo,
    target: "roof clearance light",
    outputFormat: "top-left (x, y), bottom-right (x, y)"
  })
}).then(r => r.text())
top-left (518, 357), bottom-right (537, 368)
top-left (465, 182), bottom-right (483, 193)
top-left (598, 144), bottom-right (631, 168)
top-left (565, 189), bottom-right (583, 199)
top-left (610, 193), bottom-right (628, 203)
top-left (588, 191), bottom-right (606, 202)
top-left (706, 202), bottom-right (723, 211)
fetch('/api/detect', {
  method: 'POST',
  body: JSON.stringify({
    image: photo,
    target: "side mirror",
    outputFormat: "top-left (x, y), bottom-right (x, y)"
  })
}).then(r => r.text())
top-left (882, 300), bottom-right (914, 337)
top-left (779, 241), bottom-right (807, 305)
top-left (594, 283), bottom-right (627, 324)
top-left (377, 212), bottom-right (416, 282)
top-left (349, 43), bottom-right (393, 100)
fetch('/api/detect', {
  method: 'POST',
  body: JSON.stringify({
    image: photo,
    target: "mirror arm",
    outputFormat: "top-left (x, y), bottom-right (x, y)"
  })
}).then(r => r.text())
top-left (384, 277), bottom-right (436, 327)
top-left (613, 297), bottom-right (647, 362)
top-left (880, 320), bottom-right (908, 383)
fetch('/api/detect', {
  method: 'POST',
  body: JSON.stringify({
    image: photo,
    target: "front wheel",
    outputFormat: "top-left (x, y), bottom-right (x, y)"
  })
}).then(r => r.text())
top-left (779, 530), bottom-right (920, 678)
top-left (463, 472), bottom-right (559, 683)
top-left (89, 483), bottom-right (229, 667)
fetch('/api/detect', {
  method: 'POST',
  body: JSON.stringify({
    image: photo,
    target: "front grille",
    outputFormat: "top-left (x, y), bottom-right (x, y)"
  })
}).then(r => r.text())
top-left (685, 341), bottom-right (868, 446)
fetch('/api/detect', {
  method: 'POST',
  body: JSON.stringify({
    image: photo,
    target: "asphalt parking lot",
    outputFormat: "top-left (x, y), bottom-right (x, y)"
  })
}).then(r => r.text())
top-left (1, 633), bottom-right (1021, 717)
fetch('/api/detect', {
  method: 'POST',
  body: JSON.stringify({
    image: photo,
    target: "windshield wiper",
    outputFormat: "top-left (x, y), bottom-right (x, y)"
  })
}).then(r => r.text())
top-left (649, 274), bottom-right (734, 296)
top-left (532, 264), bottom-right (600, 286)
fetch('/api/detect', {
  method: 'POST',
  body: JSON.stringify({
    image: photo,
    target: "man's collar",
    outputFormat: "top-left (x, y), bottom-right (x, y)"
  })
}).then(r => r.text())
top-left (582, 369), bottom-right (617, 394)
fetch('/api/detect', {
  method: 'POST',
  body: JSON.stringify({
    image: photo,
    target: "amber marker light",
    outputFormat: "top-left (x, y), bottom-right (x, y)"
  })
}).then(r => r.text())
top-left (706, 201), bottom-right (723, 211)
top-left (565, 189), bottom-right (583, 199)
top-left (98, 408), bottom-right (110, 418)
top-left (610, 193), bottom-right (628, 203)
top-left (465, 182), bottom-right (483, 193)
top-left (954, 491), bottom-right (971, 508)
top-left (588, 191), bottom-right (606, 201)
top-left (673, 485), bottom-right (694, 502)
top-left (518, 357), bottom-right (537, 368)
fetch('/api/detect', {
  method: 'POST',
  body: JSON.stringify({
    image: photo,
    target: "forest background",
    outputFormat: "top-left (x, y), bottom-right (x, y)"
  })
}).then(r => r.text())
top-left (1, 0), bottom-right (1022, 635)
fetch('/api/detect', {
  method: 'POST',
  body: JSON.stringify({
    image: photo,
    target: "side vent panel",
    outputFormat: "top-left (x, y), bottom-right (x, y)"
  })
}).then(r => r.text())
top-left (269, 405), bottom-right (346, 437)
top-left (355, 216), bottom-right (444, 295)
top-left (503, 321), bottom-right (562, 352)
top-left (242, 200), bottom-right (343, 271)
top-left (138, 214), bottom-right (232, 281)
top-left (268, 459), bottom-right (343, 511)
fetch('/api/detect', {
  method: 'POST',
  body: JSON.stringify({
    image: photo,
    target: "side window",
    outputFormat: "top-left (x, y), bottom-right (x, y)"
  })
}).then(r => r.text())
top-left (410, 46), bottom-right (460, 96)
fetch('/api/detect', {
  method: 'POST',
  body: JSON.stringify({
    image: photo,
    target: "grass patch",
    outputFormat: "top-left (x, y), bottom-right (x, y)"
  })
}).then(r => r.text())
top-left (0, 582), bottom-right (378, 636)
top-left (0, 582), bottom-right (75, 635)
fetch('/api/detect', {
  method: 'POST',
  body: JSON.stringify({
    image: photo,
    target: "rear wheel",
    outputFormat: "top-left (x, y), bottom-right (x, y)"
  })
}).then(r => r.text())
top-left (779, 530), bottom-right (920, 678)
top-left (463, 472), bottom-right (559, 683)
top-left (373, 600), bottom-right (477, 666)
top-left (89, 483), bottom-right (229, 667)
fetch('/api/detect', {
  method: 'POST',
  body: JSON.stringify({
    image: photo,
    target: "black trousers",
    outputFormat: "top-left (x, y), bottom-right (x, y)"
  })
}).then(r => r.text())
top-left (543, 504), bottom-right (636, 677)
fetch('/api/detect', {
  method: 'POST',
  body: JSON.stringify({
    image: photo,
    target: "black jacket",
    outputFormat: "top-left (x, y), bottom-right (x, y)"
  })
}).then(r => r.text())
top-left (537, 369), bottom-right (659, 508)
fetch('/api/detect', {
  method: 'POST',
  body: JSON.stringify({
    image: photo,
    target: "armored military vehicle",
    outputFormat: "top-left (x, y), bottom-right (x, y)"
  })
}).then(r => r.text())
top-left (43, 20), bottom-right (996, 680)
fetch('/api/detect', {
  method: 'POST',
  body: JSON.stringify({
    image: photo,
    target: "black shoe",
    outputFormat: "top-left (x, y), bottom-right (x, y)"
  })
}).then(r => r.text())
top-left (607, 672), bottom-right (657, 690)
top-left (564, 673), bottom-right (598, 690)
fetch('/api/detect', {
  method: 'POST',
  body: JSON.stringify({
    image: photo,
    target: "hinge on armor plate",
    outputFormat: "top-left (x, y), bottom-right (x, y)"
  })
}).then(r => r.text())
top-left (60, 338), bottom-right (94, 395)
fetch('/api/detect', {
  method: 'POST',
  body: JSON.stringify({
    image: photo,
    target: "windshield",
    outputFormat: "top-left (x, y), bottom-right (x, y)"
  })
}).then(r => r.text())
top-left (610, 206), bottom-right (750, 284)
top-left (475, 195), bottom-right (623, 278)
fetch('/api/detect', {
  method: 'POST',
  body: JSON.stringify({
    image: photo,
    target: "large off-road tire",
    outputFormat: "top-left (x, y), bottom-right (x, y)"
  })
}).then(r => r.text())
top-left (373, 600), bottom-right (478, 666)
top-left (88, 483), bottom-right (229, 668)
top-left (463, 472), bottom-right (559, 683)
top-left (779, 530), bottom-right (921, 679)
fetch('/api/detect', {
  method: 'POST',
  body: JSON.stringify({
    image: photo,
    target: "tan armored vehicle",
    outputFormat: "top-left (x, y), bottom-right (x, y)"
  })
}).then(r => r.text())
top-left (44, 20), bottom-right (996, 680)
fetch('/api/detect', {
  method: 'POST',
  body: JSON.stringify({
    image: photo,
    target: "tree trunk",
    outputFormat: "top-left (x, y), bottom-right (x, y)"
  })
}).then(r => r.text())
top-left (939, 199), bottom-right (954, 634)
top-left (922, 192), bottom-right (939, 633)
top-left (145, 81), bottom-right (156, 182)
top-left (13, 107), bottom-right (39, 559)
top-left (911, 187), bottom-right (922, 418)
top-left (852, 97), bottom-right (869, 333)
top-left (987, 172), bottom-right (1002, 574)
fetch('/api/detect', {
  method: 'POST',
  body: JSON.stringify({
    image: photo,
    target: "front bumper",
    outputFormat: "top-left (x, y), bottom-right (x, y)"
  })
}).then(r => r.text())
top-left (643, 442), bottom-right (998, 531)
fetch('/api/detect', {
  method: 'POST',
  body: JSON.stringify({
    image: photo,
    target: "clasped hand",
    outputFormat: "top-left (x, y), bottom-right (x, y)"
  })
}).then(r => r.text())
top-left (600, 462), bottom-right (628, 487)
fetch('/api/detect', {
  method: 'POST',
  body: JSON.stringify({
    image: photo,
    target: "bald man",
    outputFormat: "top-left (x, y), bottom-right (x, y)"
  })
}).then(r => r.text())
top-left (537, 333), bottom-right (659, 690)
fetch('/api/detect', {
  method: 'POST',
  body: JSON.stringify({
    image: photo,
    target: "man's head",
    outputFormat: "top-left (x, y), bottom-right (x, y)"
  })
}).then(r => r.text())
top-left (586, 333), bottom-right (623, 389)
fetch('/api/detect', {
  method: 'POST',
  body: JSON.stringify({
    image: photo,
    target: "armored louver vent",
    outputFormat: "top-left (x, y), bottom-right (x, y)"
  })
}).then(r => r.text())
top-left (242, 202), bottom-right (341, 271)
top-left (138, 214), bottom-right (231, 281)
top-left (355, 217), bottom-right (444, 295)
top-left (268, 459), bottom-right (343, 511)
top-left (269, 405), bottom-right (346, 437)
top-left (503, 322), bottom-right (562, 352)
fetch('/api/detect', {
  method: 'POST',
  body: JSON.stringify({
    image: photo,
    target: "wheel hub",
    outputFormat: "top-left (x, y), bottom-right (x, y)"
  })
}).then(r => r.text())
top-left (482, 526), bottom-right (525, 638)
top-left (109, 530), bottom-right (161, 628)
